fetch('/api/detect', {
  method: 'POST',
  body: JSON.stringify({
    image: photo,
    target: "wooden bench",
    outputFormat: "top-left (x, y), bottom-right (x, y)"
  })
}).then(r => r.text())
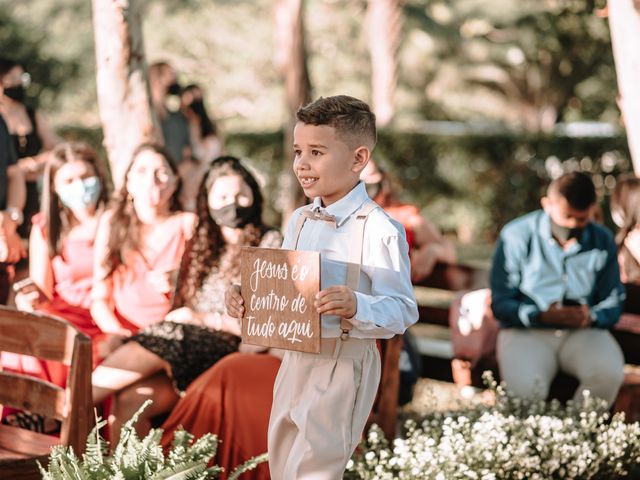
top-left (0, 307), bottom-right (93, 479)
top-left (411, 262), bottom-right (640, 419)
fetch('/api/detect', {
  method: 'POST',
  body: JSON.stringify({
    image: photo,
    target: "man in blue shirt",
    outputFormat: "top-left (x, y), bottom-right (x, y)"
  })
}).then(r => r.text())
top-left (491, 172), bottom-right (625, 406)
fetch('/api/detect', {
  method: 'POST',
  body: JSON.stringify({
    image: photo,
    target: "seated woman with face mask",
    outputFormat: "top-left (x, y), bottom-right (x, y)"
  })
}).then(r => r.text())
top-left (92, 156), bottom-right (282, 444)
top-left (1, 142), bottom-right (109, 431)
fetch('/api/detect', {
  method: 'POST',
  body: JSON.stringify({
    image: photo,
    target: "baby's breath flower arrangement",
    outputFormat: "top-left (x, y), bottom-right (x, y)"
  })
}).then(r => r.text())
top-left (346, 373), bottom-right (640, 479)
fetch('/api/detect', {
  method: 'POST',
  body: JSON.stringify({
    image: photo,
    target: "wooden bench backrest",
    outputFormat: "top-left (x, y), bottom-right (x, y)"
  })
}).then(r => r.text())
top-left (413, 263), bottom-right (488, 326)
top-left (0, 307), bottom-right (93, 454)
top-left (413, 262), bottom-right (488, 292)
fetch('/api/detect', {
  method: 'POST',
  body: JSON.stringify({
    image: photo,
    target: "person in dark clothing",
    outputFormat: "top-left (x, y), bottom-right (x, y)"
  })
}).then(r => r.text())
top-left (0, 58), bottom-right (60, 238)
top-left (148, 61), bottom-right (191, 165)
top-left (0, 114), bottom-right (26, 303)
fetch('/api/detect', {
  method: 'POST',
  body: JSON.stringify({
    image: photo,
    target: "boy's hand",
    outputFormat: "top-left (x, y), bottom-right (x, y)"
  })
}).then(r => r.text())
top-left (225, 284), bottom-right (245, 318)
top-left (314, 285), bottom-right (357, 318)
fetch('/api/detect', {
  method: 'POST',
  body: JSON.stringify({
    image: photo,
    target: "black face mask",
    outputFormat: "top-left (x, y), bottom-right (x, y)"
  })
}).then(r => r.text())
top-left (209, 203), bottom-right (255, 228)
top-left (365, 181), bottom-right (382, 199)
top-left (550, 219), bottom-right (584, 243)
top-left (167, 82), bottom-right (181, 96)
top-left (3, 85), bottom-right (25, 103)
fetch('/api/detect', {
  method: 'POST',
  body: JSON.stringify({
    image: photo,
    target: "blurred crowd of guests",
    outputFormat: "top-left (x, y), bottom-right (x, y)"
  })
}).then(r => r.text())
top-left (2, 57), bottom-right (640, 478)
top-left (0, 58), bottom-right (455, 477)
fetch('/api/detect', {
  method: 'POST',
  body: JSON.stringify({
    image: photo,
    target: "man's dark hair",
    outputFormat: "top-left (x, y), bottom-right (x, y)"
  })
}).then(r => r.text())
top-left (548, 172), bottom-right (596, 210)
top-left (296, 95), bottom-right (377, 149)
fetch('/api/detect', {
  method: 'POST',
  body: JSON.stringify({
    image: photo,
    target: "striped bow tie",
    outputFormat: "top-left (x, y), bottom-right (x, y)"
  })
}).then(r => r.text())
top-left (302, 209), bottom-right (337, 224)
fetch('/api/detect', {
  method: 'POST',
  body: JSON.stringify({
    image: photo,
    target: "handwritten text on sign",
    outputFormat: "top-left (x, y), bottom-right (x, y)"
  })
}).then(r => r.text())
top-left (241, 247), bottom-right (320, 353)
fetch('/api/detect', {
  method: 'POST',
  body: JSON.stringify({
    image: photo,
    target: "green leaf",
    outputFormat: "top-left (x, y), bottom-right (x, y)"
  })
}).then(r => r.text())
top-left (228, 453), bottom-right (268, 480)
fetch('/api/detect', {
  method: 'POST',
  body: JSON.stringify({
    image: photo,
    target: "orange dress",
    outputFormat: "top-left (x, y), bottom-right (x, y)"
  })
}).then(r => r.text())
top-left (160, 353), bottom-right (282, 480)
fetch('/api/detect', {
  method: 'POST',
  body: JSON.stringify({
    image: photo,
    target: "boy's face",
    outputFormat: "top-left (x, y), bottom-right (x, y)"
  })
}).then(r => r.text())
top-left (293, 122), bottom-right (369, 206)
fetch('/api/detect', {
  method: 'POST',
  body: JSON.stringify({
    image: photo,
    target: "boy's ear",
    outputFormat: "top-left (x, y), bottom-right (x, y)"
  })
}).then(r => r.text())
top-left (541, 196), bottom-right (550, 212)
top-left (351, 146), bottom-right (371, 174)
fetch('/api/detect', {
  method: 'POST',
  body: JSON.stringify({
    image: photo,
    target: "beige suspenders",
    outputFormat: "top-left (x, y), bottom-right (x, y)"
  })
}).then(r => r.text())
top-left (293, 200), bottom-right (378, 340)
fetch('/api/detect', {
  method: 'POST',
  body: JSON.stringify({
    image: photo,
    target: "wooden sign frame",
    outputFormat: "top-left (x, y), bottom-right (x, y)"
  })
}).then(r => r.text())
top-left (240, 246), bottom-right (321, 353)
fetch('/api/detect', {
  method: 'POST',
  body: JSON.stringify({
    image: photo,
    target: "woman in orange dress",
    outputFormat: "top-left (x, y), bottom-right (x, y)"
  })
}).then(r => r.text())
top-left (90, 143), bottom-right (196, 443)
top-left (153, 157), bottom-right (283, 479)
top-left (160, 352), bottom-right (282, 480)
top-left (360, 159), bottom-right (455, 281)
top-left (609, 176), bottom-right (640, 336)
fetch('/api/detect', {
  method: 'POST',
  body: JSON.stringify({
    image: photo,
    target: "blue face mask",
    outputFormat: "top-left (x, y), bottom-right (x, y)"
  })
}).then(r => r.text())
top-left (56, 176), bottom-right (102, 212)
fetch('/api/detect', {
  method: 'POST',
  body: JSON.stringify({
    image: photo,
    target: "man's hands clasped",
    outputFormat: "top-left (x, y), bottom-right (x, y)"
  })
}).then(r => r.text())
top-left (539, 303), bottom-right (592, 329)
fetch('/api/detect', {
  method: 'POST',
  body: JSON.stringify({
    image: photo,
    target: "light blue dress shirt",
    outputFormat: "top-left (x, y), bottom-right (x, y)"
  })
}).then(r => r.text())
top-left (490, 210), bottom-right (624, 329)
top-left (282, 181), bottom-right (419, 338)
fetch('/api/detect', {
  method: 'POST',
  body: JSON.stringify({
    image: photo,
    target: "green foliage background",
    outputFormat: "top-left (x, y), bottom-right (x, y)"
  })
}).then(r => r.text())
top-left (1, 0), bottom-right (631, 239)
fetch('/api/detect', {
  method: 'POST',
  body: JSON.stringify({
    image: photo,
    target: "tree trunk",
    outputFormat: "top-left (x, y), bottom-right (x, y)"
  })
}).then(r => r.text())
top-left (608, 0), bottom-right (640, 176)
top-left (366, 0), bottom-right (403, 127)
top-left (92, 0), bottom-right (161, 188)
top-left (275, 0), bottom-right (312, 225)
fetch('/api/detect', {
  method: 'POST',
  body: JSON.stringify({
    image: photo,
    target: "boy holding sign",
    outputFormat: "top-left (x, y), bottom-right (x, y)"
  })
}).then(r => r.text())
top-left (225, 95), bottom-right (418, 479)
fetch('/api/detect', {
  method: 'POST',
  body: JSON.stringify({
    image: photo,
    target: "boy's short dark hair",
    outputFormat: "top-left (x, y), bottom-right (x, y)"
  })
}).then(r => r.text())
top-left (548, 172), bottom-right (597, 210)
top-left (296, 95), bottom-right (377, 149)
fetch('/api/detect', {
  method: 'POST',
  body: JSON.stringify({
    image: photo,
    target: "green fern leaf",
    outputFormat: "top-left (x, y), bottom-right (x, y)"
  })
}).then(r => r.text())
top-left (152, 460), bottom-right (208, 480)
top-left (227, 453), bottom-right (268, 480)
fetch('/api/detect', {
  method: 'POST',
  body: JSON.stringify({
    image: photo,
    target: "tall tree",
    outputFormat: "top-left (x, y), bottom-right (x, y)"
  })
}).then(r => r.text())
top-left (366, 0), bottom-right (403, 127)
top-left (275, 0), bottom-right (312, 223)
top-left (608, 0), bottom-right (640, 175)
top-left (92, 0), bottom-right (161, 188)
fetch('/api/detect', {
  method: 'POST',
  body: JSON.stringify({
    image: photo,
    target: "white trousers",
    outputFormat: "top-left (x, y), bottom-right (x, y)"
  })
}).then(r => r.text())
top-left (268, 338), bottom-right (381, 480)
top-left (497, 328), bottom-right (625, 407)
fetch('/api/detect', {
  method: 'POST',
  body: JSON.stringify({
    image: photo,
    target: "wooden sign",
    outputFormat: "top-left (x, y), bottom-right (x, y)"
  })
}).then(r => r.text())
top-left (240, 247), bottom-right (321, 353)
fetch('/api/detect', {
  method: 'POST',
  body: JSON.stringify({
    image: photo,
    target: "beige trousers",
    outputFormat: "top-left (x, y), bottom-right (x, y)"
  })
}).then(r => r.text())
top-left (497, 328), bottom-right (625, 406)
top-left (268, 338), bottom-right (381, 480)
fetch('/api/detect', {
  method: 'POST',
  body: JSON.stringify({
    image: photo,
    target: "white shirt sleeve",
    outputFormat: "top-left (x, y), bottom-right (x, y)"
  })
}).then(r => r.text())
top-left (348, 231), bottom-right (419, 335)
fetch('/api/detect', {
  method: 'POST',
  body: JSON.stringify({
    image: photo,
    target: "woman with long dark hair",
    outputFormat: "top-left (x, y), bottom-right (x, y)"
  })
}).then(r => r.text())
top-left (90, 143), bottom-right (196, 442)
top-left (92, 155), bottom-right (281, 443)
top-left (15, 141), bottom-right (109, 334)
top-left (1, 141), bottom-right (108, 432)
